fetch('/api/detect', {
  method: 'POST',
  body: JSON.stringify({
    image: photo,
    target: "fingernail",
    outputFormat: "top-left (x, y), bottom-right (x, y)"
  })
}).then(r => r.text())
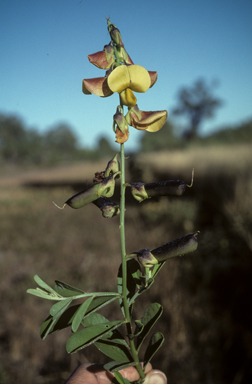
top-left (145, 370), bottom-right (167, 384)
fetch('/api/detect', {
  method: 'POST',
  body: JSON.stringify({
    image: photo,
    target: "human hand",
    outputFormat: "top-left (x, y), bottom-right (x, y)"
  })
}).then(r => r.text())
top-left (65, 363), bottom-right (167, 384)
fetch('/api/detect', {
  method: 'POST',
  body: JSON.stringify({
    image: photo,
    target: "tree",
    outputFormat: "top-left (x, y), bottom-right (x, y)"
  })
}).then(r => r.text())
top-left (0, 114), bottom-right (29, 163)
top-left (42, 123), bottom-right (78, 163)
top-left (97, 136), bottom-right (114, 158)
top-left (172, 78), bottom-right (222, 140)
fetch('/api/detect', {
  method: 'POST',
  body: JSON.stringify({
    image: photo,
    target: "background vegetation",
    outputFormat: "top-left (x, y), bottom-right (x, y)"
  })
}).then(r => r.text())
top-left (0, 111), bottom-right (252, 383)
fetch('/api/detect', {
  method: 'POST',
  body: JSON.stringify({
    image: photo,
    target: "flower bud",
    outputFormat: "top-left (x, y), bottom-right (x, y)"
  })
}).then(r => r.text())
top-left (108, 24), bottom-right (124, 47)
top-left (104, 154), bottom-right (120, 178)
top-left (92, 197), bottom-right (120, 218)
top-left (115, 126), bottom-right (129, 144)
top-left (113, 106), bottom-right (127, 133)
top-left (119, 47), bottom-right (134, 65)
top-left (130, 232), bottom-right (199, 267)
top-left (113, 106), bottom-right (129, 143)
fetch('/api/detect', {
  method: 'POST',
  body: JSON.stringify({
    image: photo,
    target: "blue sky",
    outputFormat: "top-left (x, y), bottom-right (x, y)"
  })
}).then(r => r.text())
top-left (1, 0), bottom-right (252, 151)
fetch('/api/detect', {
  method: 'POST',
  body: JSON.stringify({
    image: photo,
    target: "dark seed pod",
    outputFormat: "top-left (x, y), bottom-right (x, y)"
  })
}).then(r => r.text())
top-left (93, 197), bottom-right (120, 218)
top-left (129, 231), bottom-right (199, 267)
top-left (151, 231), bottom-right (200, 262)
top-left (53, 172), bottom-right (120, 210)
top-left (145, 179), bottom-right (187, 197)
top-left (129, 170), bottom-right (194, 202)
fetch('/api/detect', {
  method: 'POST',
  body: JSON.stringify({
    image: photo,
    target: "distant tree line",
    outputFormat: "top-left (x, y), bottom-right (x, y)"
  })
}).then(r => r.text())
top-left (1, 78), bottom-right (251, 164)
top-left (140, 118), bottom-right (252, 152)
top-left (0, 114), bottom-right (115, 166)
top-left (141, 78), bottom-right (251, 152)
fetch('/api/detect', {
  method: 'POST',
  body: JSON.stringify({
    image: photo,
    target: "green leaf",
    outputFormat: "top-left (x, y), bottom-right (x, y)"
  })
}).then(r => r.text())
top-left (40, 304), bottom-right (81, 338)
top-left (83, 312), bottom-right (109, 326)
top-left (95, 339), bottom-right (132, 362)
top-left (27, 288), bottom-right (61, 300)
top-left (104, 361), bottom-right (136, 372)
top-left (136, 262), bottom-right (166, 297)
top-left (144, 332), bottom-right (165, 367)
top-left (85, 295), bottom-right (120, 317)
top-left (66, 320), bottom-right (124, 354)
top-left (152, 261), bottom-right (166, 279)
top-left (136, 303), bottom-right (163, 351)
top-left (113, 371), bottom-right (132, 384)
top-left (72, 296), bottom-right (94, 332)
top-left (95, 327), bottom-right (132, 362)
top-left (128, 259), bottom-right (142, 290)
top-left (40, 299), bottom-right (73, 340)
top-left (50, 298), bottom-right (72, 316)
top-left (34, 275), bottom-right (60, 296)
top-left (40, 316), bottom-right (57, 340)
top-left (54, 280), bottom-right (85, 297)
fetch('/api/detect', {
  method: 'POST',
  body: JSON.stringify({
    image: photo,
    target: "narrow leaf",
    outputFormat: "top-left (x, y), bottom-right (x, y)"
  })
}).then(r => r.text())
top-left (114, 371), bottom-right (131, 384)
top-left (27, 288), bottom-right (61, 300)
top-left (83, 312), bottom-right (108, 326)
top-left (104, 361), bottom-right (136, 372)
top-left (79, 296), bottom-right (119, 323)
top-left (128, 259), bottom-right (142, 290)
top-left (40, 316), bottom-right (59, 340)
top-left (72, 296), bottom-right (94, 332)
top-left (66, 320), bottom-right (123, 354)
top-left (136, 303), bottom-right (163, 351)
top-left (34, 275), bottom-right (60, 296)
top-left (40, 304), bottom-right (81, 338)
top-left (41, 299), bottom-right (73, 339)
top-left (152, 261), bottom-right (166, 279)
top-left (95, 339), bottom-right (132, 362)
top-left (50, 298), bottom-right (72, 316)
top-left (144, 332), bottom-right (165, 367)
top-left (54, 280), bottom-right (85, 297)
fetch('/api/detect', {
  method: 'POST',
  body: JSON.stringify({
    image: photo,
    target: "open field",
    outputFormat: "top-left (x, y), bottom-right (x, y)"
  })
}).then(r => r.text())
top-left (0, 143), bottom-right (252, 384)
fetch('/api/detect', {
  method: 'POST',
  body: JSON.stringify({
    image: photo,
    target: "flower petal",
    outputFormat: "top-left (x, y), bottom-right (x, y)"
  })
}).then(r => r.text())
top-left (120, 88), bottom-right (137, 107)
top-left (82, 77), bottom-right (113, 97)
top-left (128, 107), bottom-right (167, 132)
top-left (107, 65), bottom-right (131, 93)
top-left (139, 110), bottom-right (167, 132)
top-left (87, 47), bottom-right (114, 70)
top-left (128, 65), bottom-right (151, 93)
top-left (148, 71), bottom-right (158, 88)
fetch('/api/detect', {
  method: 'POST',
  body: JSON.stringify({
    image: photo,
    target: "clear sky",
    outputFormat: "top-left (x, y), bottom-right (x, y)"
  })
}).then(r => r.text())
top-left (1, 0), bottom-right (252, 151)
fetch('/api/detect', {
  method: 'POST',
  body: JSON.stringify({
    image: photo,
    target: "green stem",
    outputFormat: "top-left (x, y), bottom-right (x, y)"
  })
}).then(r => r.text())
top-left (119, 143), bottom-right (145, 381)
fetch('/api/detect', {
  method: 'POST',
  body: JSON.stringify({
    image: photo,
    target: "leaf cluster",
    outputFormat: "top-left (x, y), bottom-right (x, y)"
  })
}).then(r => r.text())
top-left (27, 259), bottom-right (166, 381)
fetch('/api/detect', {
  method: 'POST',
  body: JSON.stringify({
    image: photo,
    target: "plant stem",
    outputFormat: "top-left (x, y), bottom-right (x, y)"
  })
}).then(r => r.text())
top-left (119, 143), bottom-right (145, 380)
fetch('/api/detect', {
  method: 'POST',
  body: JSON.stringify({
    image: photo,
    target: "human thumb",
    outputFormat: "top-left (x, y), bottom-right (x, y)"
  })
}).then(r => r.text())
top-left (144, 370), bottom-right (167, 384)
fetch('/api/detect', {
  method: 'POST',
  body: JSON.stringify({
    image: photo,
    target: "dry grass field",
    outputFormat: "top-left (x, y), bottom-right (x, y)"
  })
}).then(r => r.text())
top-left (0, 143), bottom-right (251, 384)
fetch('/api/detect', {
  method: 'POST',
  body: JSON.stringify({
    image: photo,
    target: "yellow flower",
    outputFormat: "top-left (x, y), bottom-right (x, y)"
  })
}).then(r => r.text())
top-left (82, 65), bottom-right (157, 106)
